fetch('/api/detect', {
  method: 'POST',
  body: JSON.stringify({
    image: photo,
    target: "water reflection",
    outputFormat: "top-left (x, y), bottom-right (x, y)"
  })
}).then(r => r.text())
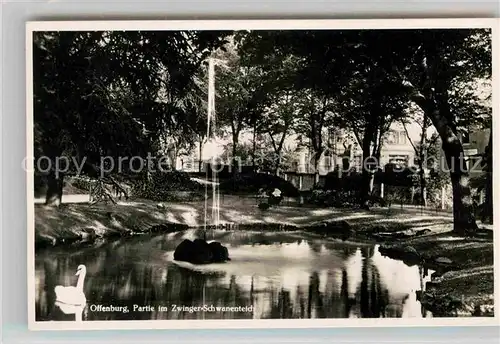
top-left (35, 230), bottom-right (432, 321)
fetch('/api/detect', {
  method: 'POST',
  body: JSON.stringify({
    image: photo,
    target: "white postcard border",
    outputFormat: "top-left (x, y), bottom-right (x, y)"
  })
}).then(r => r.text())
top-left (26, 18), bottom-right (500, 331)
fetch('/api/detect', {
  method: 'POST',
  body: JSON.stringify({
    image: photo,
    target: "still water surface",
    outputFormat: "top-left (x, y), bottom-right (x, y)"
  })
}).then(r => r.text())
top-left (35, 229), bottom-right (432, 320)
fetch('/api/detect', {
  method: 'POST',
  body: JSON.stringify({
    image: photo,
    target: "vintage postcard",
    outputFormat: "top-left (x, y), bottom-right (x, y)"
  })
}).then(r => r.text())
top-left (27, 19), bottom-right (498, 330)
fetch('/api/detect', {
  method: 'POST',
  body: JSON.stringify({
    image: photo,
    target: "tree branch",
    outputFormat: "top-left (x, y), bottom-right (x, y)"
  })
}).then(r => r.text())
top-left (351, 127), bottom-right (362, 148)
top-left (400, 120), bottom-right (418, 153)
top-left (267, 130), bottom-right (279, 154)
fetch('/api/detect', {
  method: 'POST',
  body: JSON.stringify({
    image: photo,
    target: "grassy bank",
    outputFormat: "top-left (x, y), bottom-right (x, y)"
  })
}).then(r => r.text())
top-left (34, 195), bottom-right (454, 245)
top-left (378, 232), bottom-right (494, 317)
top-left (34, 196), bottom-right (494, 317)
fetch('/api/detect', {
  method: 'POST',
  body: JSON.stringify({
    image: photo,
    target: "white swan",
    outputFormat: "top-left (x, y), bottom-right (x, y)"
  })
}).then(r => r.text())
top-left (54, 264), bottom-right (87, 307)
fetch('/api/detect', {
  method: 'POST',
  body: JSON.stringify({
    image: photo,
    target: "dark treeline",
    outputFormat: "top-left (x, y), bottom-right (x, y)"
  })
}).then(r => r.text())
top-left (33, 28), bottom-right (492, 234)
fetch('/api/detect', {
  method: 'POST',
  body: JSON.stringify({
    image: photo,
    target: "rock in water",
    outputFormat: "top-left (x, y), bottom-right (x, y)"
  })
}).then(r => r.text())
top-left (173, 239), bottom-right (230, 264)
top-left (173, 239), bottom-right (197, 262)
top-left (192, 239), bottom-right (214, 264)
top-left (173, 239), bottom-right (210, 264)
top-left (209, 241), bottom-right (230, 262)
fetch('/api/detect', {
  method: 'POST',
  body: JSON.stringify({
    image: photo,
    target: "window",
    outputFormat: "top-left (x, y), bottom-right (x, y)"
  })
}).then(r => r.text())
top-left (352, 155), bottom-right (362, 170)
top-left (386, 130), bottom-right (407, 145)
top-left (386, 132), bottom-right (397, 145)
top-left (389, 155), bottom-right (409, 166)
top-left (399, 131), bottom-right (407, 145)
top-left (323, 156), bottom-right (333, 170)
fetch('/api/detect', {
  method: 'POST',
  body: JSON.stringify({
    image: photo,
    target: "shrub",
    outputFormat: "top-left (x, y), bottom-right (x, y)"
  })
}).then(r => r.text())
top-left (306, 189), bottom-right (358, 208)
top-left (307, 189), bottom-right (330, 206)
top-left (377, 164), bottom-right (415, 187)
top-left (324, 170), bottom-right (363, 191)
top-left (219, 172), bottom-right (299, 197)
top-left (70, 176), bottom-right (94, 191)
top-left (131, 170), bottom-right (204, 201)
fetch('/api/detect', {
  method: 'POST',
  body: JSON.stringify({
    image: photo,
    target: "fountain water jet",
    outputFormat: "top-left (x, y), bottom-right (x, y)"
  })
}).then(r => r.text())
top-left (173, 58), bottom-right (231, 266)
top-left (205, 58), bottom-right (221, 238)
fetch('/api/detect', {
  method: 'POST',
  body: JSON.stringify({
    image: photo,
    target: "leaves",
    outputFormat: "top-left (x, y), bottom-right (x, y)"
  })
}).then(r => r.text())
top-left (33, 30), bottom-right (228, 175)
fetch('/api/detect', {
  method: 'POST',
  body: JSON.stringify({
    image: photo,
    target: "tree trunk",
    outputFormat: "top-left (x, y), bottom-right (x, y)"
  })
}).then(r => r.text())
top-left (360, 175), bottom-right (373, 209)
top-left (419, 167), bottom-right (427, 207)
top-left (422, 186), bottom-right (427, 207)
top-left (198, 139), bottom-right (203, 172)
top-left (441, 186), bottom-right (446, 210)
top-left (449, 171), bottom-right (478, 235)
top-left (252, 121), bottom-right (257, 171)
top-left (231, 133), bottom-right (239, 176)
top-left (275, 155), bottom-right (281, 176)
top-left (313, 151), bottom-right (321, 185)
top-left (439, 128), bottom-right (478, 235)
top-left (45, 171), bottom-right (64, 206)
top-left (407, 42), bottom-right (479, 235)
top-left (360, 132), bottom-right (373, 209)
top-left (418, 114), bottom-right (429, 207)
top-left (411, 92), bottom-right (478, 235)
top-left (167, 143), bottom-right (178, 171)
top-left (270, 132), bottom-right (287, 177)
top-left (481, 130), bottom-right (493, 224)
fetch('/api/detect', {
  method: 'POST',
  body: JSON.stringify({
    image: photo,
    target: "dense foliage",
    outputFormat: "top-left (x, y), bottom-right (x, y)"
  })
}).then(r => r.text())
top-left (33, 28), bottom-right (492, 234)
top-left (219, 173), bottom-right (300, 197)
top-left (131, 171), bottom-right (204, 202)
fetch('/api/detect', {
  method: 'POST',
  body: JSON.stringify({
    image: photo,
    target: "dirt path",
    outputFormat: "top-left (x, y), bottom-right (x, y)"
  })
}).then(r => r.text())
top-left (35, 194), bottom-right (90, 204)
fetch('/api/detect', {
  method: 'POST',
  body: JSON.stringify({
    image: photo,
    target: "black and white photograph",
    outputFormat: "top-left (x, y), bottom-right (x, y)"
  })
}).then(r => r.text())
top-left (27, 19), bottom-right (497, 329)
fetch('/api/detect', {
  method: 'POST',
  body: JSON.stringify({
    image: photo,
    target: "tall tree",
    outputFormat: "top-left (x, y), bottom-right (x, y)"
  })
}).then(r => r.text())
top-left (337, 62), bottom-right (409, 207)
top-left (34, 32), bottom-right (147, 205)
top-left (240, 29), bottom-right (492, 235)
top-left (236, 43), bottom-right (303, 174)
top-left (33, 30), bottom-right (229, 205)
top-left (237, 30), bottom-right (409, 202)
top-left (387, 29), bottom-right (492, 234)
top-left (400, 106), bottom-right (438, 206)
top-left (261, 90), bottom-right (300, 175)
top-left (294, 91), bottom-right (338, 183)
top-left (216, 45), bottom-right (268, 172)
top-left (33, 31), bottom-right (229, 205)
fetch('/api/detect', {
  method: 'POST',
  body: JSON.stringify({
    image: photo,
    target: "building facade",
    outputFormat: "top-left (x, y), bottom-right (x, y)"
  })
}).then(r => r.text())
top-left (293, 123), bottom-right (418, 175)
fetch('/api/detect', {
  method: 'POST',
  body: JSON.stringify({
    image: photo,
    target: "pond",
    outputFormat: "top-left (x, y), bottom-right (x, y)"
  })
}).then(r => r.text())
top-left (34, 229), bottom-right (433, 321)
